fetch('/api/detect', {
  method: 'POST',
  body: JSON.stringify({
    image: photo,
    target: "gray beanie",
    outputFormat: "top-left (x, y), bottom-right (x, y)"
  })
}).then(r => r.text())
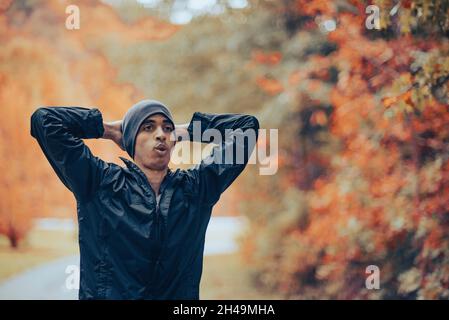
top-left (121, 99), bottom-right (175, 159)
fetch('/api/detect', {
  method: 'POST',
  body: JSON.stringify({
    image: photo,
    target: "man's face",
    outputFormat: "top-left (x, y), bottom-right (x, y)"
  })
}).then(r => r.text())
top-left (134, 113), bottom-right (175, 171)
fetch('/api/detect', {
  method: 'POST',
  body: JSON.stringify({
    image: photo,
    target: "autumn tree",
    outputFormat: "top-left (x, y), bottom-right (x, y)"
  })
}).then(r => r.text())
top-left (0, 0), bottom-right (176, 247)
top-left (239, 0), bottom-right (449, 299)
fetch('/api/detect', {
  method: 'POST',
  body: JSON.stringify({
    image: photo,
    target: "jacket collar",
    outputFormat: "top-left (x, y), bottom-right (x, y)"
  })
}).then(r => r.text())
top-left (119, 156), bottom-right (179, 194)
top-left (119, 156), bottom-right (173, 175)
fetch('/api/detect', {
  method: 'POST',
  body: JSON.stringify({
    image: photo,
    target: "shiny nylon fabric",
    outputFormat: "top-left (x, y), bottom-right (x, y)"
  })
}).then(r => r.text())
top-left (30, 106), bottom-right (259, 299)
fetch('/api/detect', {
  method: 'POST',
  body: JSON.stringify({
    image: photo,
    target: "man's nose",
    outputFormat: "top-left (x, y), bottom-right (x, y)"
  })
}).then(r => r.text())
top-left (155, 126), bottom-right (166, 141)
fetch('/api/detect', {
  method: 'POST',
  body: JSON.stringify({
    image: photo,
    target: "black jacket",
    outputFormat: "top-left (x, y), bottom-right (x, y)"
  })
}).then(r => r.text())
top-left (30, 106), bottom-right (259, 299)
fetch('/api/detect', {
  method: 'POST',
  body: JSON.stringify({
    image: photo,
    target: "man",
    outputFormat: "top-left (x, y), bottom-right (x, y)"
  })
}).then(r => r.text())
top-left (30, 99), bottom-right (259, 299)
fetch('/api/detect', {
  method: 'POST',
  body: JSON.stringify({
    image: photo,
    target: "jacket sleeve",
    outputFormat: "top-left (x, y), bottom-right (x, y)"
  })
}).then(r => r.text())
top-left (186, 112), bottom-right (259, 206)
top-left (30, 106), bottom-right (108, 202)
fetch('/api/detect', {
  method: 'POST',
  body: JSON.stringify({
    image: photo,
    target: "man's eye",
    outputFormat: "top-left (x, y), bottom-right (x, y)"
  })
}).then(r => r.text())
top-left (144, 125), bottom-right (153, 131)
top-left (164, 126), bottom-right (173, 132)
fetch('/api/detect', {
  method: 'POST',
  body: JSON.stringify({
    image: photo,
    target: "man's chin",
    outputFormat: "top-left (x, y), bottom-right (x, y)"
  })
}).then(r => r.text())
top-left (143, 160), bottom-right (170, 171)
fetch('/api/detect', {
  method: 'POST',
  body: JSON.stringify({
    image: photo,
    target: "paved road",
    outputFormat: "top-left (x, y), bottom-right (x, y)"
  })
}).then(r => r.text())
top-left (0, 216), bottom-right (246, 300)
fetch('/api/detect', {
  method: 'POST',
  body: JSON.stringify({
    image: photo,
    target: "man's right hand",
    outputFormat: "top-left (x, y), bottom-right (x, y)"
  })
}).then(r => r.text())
top-left (103, 120), bottom-right (125, 151)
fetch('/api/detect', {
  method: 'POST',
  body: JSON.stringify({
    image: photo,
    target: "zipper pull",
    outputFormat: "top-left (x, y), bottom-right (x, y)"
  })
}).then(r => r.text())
top-left (156, 193), bottom-right (161, 212)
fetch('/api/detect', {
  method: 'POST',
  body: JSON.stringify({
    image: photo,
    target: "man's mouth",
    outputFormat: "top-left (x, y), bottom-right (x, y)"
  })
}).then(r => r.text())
top-left (154, 143), bottom-right (168, 155)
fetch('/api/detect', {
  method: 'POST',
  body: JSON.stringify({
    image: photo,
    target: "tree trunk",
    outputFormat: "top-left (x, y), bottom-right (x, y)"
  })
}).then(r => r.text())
top-left (8, 226), bottom-right (19, 248)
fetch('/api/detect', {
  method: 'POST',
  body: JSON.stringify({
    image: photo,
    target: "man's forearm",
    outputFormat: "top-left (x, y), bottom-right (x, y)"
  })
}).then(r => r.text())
top-left (102, 121), bottom-right (120, 138)
top-left (103, 120), bottom-right (124, 150)
top-left (186, 112), bottom-right (260, 144)
top-left (30, 107), bottom-right (107, 200)
top-left (31, 107), bottom-right (104, 140)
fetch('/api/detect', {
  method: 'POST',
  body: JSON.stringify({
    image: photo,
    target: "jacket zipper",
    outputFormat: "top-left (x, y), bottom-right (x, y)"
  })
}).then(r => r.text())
top-left (121, 158), bottom-right (169, 294)
top-left (155, 196), bottom-right (161, 242)
top-left (130, 164), bottom-right (164, 255)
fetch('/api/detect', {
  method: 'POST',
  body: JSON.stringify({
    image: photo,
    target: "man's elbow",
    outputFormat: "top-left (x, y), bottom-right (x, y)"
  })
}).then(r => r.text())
top-left (245, 115), bottom-right (259, 139)
top-left (30, 107), bottom-right (48, 138)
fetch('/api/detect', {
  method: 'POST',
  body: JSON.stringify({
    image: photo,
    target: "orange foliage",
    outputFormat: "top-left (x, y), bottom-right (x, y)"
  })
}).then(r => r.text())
top-left (256, 75), bottom-right (284, 95)
top-left (0, 0), bottom-right (178, 246)
top-left (252, 50), bottom-right (282, 65)
top-left (242, 0), bottom-right (449, 299)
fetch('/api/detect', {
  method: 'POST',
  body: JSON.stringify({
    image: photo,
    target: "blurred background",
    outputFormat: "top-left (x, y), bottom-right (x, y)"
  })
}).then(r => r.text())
top-left (0, 0), bottom-right (448, 299)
